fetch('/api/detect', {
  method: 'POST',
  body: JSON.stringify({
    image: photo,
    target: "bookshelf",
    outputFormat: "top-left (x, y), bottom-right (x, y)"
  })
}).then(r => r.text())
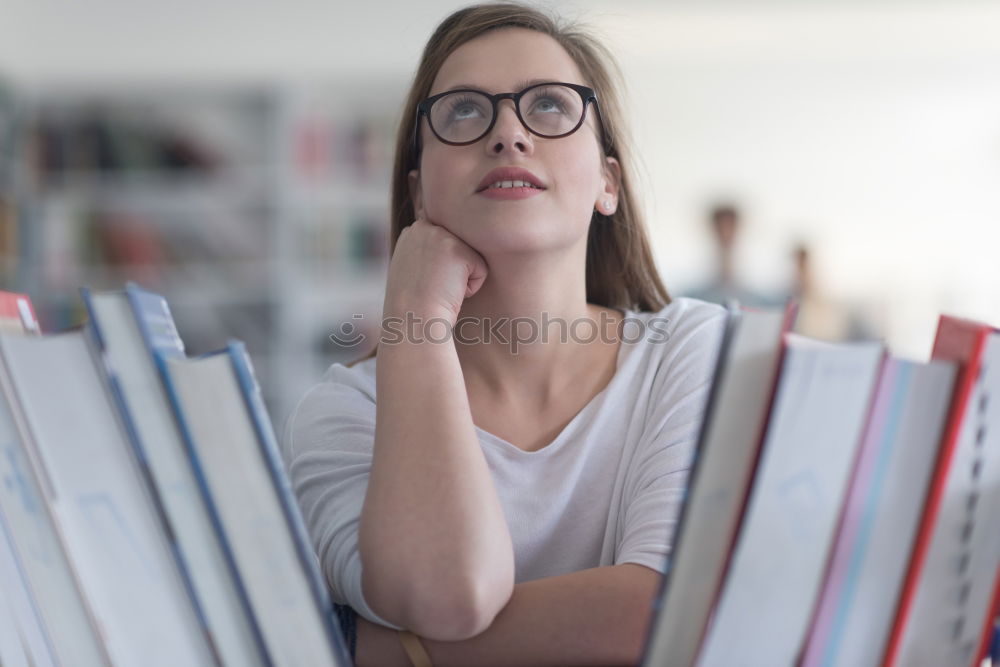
top-left (0, 78), bottom-right (20, 290)
top-left (0, 79), bottom-right (401, 425)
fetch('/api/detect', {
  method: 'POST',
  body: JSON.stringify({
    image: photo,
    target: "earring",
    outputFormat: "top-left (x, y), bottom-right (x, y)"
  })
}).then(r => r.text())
top-left (603, 200), bottom-right (613, 212)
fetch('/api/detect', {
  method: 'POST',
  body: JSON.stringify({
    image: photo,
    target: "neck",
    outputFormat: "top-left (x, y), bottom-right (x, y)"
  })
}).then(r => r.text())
top-left (453, 246), bottom-right (621, 404)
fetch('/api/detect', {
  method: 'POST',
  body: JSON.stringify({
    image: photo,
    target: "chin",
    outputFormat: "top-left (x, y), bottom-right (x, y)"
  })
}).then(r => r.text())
top-left (468, 223), bottom-right (583, 257)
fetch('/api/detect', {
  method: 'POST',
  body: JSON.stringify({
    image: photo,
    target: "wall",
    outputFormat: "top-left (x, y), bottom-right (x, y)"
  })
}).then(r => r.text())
top-left (2, 0), bottom-right (999, 357)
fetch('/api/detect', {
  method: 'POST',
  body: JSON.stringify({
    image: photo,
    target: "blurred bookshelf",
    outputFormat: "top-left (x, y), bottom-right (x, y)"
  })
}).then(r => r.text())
top-left (0, 78), bottom-right (399, 426)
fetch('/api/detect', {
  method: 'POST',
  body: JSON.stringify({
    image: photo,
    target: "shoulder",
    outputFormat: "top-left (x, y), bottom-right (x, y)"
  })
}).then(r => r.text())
top-left (282, 356), bottom-right (378, 458)
top-left (625, 297), bottom-right (728, 364)
top-left (644, 295), bottom-right (728, 328)
top-left (298, 357), bottom-right (377, 410)
top-left (623, 298), bottom-right (728, 408)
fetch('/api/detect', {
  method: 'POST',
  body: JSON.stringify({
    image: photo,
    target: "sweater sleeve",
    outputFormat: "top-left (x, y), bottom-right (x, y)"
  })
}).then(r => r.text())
top-left (280, 365), bottom-right (402, 629)
top-left (616, 301), bottom-right (727, 573)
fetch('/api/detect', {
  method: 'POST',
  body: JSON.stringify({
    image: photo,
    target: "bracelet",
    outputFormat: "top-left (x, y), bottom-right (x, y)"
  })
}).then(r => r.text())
top-left (397, 630), bottom-right (433, 667)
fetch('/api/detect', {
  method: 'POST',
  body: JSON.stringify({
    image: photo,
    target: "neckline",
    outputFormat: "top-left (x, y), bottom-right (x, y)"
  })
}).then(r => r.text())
top-left (473, 306), bottom-right (635, 455)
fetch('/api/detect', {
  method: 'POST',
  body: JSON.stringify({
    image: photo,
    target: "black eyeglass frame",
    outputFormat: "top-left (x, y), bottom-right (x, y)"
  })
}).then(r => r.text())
top-left (411, 81), bottom-right (609, 159)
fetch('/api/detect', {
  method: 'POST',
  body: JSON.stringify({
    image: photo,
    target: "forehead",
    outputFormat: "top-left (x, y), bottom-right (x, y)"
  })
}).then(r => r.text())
top-left (430, 27), bottom-right (586, 95)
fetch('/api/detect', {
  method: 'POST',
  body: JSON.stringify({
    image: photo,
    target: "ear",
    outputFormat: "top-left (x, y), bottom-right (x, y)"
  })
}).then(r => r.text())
top-left (408, 169), bottom-right (424, 219)
top-left (595, 156), bottom-right (622, 215)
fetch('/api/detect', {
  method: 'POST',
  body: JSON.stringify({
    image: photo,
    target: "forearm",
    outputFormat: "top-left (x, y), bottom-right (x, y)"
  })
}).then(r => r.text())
top-left (360, 317), bottom-right (514, 638)
top-left (358, 564), bottom-right (662, 667)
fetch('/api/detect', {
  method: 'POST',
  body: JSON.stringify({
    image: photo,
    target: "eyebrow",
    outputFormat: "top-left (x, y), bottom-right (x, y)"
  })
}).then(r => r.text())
top-left (439, 78), bottom-right (559, 94)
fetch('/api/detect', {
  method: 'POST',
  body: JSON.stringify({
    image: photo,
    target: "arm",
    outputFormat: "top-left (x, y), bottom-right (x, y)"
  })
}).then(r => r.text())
top-left (356, 563), bottom-right (661, 667)
top-left (359, 219), bottom-right (515, 640)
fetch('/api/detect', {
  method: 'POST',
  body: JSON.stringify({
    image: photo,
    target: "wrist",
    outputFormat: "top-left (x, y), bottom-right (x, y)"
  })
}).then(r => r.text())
top-left (383, 301), bottom-right (456, 325)
top-left (378, 307), bottom-right (457, 350)
top-left (355, 617), bottom-right (410, 667)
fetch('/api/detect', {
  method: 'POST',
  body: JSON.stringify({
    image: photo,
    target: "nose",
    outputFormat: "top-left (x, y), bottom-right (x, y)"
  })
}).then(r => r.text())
top-left (485, 99), bottom-right (533, 156)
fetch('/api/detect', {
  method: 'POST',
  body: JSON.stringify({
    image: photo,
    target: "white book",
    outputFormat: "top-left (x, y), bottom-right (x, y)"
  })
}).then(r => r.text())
top-left (695, 334), bottom-right (883, 667)
top-left (0, 351), bottom-right (109, 667)
top-left (642, 306), bottom-right (789, 667)
top-left (888, 323), bottom-right (1000, 667)
top-left (800, 356), bottom-right (957, 667)
top-left (161, 342), bottom-right (349, 667)
top-left (0, 522), bottom-right (39, 667)
top-left (0, 330), bottom-right (218, 667)
top-left (84, 286), bottom-right (268, 667)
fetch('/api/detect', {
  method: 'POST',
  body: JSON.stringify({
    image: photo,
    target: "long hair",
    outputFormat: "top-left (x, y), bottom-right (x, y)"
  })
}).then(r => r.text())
top-left (349, 1), bottom-right (670, 366)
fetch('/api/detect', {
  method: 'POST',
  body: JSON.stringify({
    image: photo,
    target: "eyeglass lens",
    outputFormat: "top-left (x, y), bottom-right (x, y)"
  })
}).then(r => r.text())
top-left (428, 84), bottom-right (585, 144)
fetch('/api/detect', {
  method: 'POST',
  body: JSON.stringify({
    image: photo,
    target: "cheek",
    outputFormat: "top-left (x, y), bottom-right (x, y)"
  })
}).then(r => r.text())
top-left (558, 151), bottom-right (604, 216)
top-left (416, 154), bottom-right (455, 212)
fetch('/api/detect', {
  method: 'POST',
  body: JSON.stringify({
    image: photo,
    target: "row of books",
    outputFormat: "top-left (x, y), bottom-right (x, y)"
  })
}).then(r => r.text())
top-left (291, 110), bottom-right (393, 184)
top-left (2, 280), bottom-right (997, 666)
top-left (0, 286), bottom-right (351, 666)
top-left (29, 112), bottom-right (221, 179)
top-left (641, 304), bottom-right (1000, 666)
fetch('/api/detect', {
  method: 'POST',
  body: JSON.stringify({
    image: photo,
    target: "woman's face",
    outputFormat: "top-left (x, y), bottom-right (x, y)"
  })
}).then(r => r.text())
top-left (409, 28), bottom-right (620, 256)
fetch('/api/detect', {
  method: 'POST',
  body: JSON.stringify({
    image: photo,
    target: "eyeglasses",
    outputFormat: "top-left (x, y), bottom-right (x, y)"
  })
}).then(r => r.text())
top-left (412, 81), bottom-right (608, 156)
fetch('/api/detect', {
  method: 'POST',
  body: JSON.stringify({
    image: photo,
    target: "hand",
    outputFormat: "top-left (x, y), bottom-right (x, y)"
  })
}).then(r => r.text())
top-left (383, 217), bottom-right (489, 325)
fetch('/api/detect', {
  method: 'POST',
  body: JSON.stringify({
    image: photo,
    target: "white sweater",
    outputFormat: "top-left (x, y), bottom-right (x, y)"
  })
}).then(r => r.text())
top-left (281, 297), bottom-right (727, 627)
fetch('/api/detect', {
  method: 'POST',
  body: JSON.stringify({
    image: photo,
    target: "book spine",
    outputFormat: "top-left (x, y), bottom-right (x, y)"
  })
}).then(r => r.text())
top-left (81, 290), bottom-right (223, 666)
top-left (152, 348), bottom-right (276, 667)
top-left (692, 321), bottom-right (793, 665)
top-left (881, 326), bottom-right (986, 667)
top-left (227, 341), bottom-right (351, 666)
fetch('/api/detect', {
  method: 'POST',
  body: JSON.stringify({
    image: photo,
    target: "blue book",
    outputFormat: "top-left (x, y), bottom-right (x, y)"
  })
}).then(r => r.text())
top-left (157, 336), bottom-right (350, 667)
top-left (85, 284), bottom-right (270, 667)
top-left (992, 616), bottom-right (999, 663)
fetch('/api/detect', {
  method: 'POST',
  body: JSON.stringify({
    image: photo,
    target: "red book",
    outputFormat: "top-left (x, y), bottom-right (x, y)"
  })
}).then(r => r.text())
top-left (882, 315), bottom-right (1000, 667)
top-left (0, 290), bottom-right (40, 334)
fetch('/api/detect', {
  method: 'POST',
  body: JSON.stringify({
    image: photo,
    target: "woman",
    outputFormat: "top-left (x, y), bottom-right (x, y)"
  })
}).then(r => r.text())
top-left (283, 3), bottom-right (726, 665)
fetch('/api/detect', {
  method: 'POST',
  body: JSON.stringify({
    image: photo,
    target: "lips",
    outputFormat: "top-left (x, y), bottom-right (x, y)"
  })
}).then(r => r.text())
top-left (476, 167), bottom-right (546, 193)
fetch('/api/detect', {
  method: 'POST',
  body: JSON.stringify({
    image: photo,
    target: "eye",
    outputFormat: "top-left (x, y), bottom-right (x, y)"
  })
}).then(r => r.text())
top-left (525, 87), bottom-right (572, 115)
top-left (446, 96), bottom-right (487, 121)
top-left (533, 97), bottom-right (564, 113)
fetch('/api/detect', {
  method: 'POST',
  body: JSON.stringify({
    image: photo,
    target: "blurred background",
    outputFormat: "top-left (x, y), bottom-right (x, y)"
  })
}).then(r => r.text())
top-left (0, 0), bottom-right (998, 427)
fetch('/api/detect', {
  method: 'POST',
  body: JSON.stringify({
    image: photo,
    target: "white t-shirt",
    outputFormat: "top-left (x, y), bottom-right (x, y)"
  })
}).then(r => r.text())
top-left (281, 296), bottom-right (727, 626)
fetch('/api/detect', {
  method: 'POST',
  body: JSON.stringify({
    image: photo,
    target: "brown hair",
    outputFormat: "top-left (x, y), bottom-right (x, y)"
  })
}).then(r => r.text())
top-left (349, 1), bottom-right (670, 366)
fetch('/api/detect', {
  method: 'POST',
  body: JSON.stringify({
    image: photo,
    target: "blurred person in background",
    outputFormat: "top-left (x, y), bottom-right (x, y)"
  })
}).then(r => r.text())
top-left (787, 241), bottom-right (876, 342)
top-left (684, 202), bottom-right (777, 308)
top-left (282, 2), bottom-right (728, 665)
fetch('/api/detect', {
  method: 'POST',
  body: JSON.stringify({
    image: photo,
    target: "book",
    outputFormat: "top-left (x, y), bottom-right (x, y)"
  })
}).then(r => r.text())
top-left (0, 291), bottom-right (51, 667)
top-left (694, 334), bottom-right (884, 666)
top-left (159, 341), bottom-right (351, 667)
top-left (883, 315), bottom-right (1000, 667)
top-left (0, 564), bottom-right (33, 667)
top-left (84, 285), bottom-right (269, 667)
top-left (0, 400), bottom-right (61, 667)
top-left (642, 304), bottom-right (792, 667)
top-left (0, 294), bottom-right (109, 667)
top-left (991, 617), bottom-right (999, 663)
top-left (0, 329), bottom-right (219, 667)
top-left (800, 355), bottom-right (958, 667)
top-left (0, 290), bottom-right (40, 334)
